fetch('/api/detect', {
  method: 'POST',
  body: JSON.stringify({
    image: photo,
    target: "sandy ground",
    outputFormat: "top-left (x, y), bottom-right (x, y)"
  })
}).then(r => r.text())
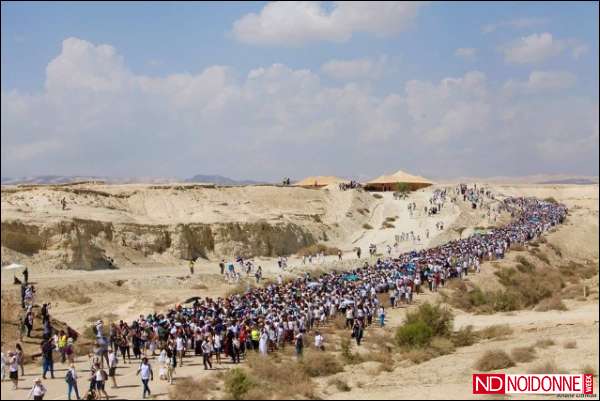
top-left (1, 183), bottom-right (598, 400)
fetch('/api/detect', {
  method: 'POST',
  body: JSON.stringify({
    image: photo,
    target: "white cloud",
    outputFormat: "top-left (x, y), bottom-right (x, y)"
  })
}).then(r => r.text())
top-left (502, 32), bottom-right (565, 64)
top-left (321, 56), bottom-right (387, 80)
top-left (454, 48), bottom-right (477, 61)
top-left (231, 1), bottom-right (426, 46)
top-left (503, 70), bottom-right (577, 95)
top-left (502, 33), bottom-right (589, 64)
top-left (482, 17), bottom-right (549, 34)
top-left (1, 37), bottom-right (597, 179)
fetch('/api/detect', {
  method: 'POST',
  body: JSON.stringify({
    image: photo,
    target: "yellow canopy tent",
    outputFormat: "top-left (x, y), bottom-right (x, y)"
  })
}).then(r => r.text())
top-left (293, 176), bottom-right (349, 188)
top-left (364, 170), bottom-right (433, 192)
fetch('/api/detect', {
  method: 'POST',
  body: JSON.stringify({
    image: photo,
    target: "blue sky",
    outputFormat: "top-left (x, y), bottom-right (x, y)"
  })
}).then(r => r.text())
top-left (1, 1), bottom-right (598, 180)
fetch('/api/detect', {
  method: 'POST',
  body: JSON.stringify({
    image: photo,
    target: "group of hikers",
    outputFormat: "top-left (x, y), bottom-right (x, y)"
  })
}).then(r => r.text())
top-left (1, 184), bottom-right (568, 400)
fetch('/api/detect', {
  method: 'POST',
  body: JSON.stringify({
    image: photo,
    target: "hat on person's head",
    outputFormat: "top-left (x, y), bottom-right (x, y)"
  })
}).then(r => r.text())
top-left (96, 320), bottom-right (102, 325)
top-left (35, 377), bottom-right (42, 383)
top-left (67, 337), bottom-right (74, 344)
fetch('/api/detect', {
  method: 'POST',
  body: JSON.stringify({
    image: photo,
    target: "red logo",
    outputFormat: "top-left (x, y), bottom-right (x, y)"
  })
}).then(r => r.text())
top-left (473, 374), bottom-right (505, 394)
top-left (473, 374), bottom-right (594, 395)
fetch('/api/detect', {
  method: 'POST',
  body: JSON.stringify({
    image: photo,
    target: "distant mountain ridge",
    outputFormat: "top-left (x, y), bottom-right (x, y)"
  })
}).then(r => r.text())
top-left (1, 174), bottom-right (268, 186)
top-left (185, 174), bottom-right (267, 186)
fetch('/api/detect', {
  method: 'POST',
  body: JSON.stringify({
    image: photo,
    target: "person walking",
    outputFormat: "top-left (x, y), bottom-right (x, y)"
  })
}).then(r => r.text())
top-left (65, 363), bottom-right (80, 400)
top-left (295, 331), bottom-right (304, 358)
top-left (8, 351), bottom-right (19, 389)
top-left (41, 339), bottom-right (55, 379)
top-left (136, 357), bottom-right (154, 399)
top-left (28, 377), bottom-right (47, 400)
top-left (93, 363), bottom-right (109, 400)
top-left (352, 321), bottom-right (364, 346)
top-left (201, 339), bottom-right (213, 370)
top-left (16, 343), bottom-right (25, 376)
top-left (108, 349), bottom-right (118, 388)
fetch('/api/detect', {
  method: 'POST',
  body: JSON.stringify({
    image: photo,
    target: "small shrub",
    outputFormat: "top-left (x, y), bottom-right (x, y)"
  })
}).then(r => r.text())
top-left (511, 346), bottom-right (536, 363)
top-left (362, 223), bottom-right (373, 230)
top-left (477, 324), bottom-right (513, 340)
top-left (404, 302), bottom-right (454, 338)
top-left (170, 377), bottom-right (218, 400)
top-left (395, 321), bottom-right (433, 347)
top-left (528, 360), bottom-right (567, 374)
top-left (373, 193), bottom-right (383, 199)
top-left (340, 338), bottom-right (363, 364)
top-left (451, 325), bottom-right (478, 347)
top-left (535, 296), bottom-right (567, 312)
top-left (381, 221), bottom-right (395, 229)
top-left (403, 348), bottom-right (435, 364)
top-left (430, 337), bottom-right (455, 355)
top-left (534, 339), bottom-right (555, 349)
top-left (544, 197), bottom-right (558, 204)
top-left (224, 368), bottom-right (255, 400)
top-left (328, 378), bottom-right (351, 392)
top-left (300, 351), bottom-right (343, 377)
top-left (563, 340), bottom-right (577, 349)
top-left (191, 283), bottom-right (208, 290)
top-left (475, 350), bottom-right (515, 371)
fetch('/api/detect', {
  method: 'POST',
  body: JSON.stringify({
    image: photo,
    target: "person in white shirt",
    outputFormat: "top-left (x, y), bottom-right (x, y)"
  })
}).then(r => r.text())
top-left (175, 335), bottom-right (185, 367)
top-left (136, 358), bottom-right (153, 399)
top-left (28, 377), bottom-right (47, 400)
top-left (314, 331), bottom-right (325, 351)
top-left (8, 351), bottom-right (19, 389)
top-left (108, 349), bottom-right (118, 388)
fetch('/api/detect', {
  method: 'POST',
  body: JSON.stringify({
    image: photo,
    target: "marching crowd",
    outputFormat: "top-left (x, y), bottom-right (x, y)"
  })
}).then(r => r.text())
top-left (1, 186), bottom-right (567, 400)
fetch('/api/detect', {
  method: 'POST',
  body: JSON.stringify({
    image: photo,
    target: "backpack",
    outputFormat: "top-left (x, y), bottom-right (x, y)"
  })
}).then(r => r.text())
top-left (65, 370), bottom-right (74, 384)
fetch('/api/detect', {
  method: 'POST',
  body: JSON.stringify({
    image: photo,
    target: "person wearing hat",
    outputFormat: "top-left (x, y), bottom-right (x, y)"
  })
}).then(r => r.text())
top-left (28, 377), bottom-right (47, 400)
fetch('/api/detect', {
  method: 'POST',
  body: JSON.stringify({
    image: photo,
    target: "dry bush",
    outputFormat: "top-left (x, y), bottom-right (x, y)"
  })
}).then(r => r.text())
top-left (243, 353), bottom-right (315, 399)
top-left (300, 350), bottom-right (343, 377)
top-left (451, 325), bottom-right (478, 347)
top-left (169, 376), bottom-right (218, 400)
top-left (563, 340), bottom-right (577, 349)
top-left (474, 350), bottom-right (515, 371)
top-left (529, 247), bottom-right (551, 264)
top-left (494, 266), bottom-right (564, 308)
top-left (430, 337), bottom-right (455, 355)
top-left (558, 261), bottom-right (598, 284)
top-left (328, 378), bottom-right (351, 392)
top-left (340, 338), bottom-right (363, 364)
top-left (385, 216), bottom-right (397, 222)
top-left (296, 244), bottom-right (341, 257)
top-left (534, 339), bottom-right (555, 349)
top-left (544, 197), bottom-right (559, 204)
top-left (511, 346), bottom-right (536, 363)
top-left (367, 349), bottom-right (395, 372)
top-left (535, 296), bottom-right (567, 312)
top-left (511, 244), bottom-right (526, 252)
top-left (191, 283), bottom-right (208, 290)
top-left (528, 360), bottom-right (567, 374)
top-left (515, 256), bottom-right (535, 272)
top-left (477, 324), bottom-right (513, 340)
top-left (403, 348), bottom-right (435, 364)
top-left (547, 243), bottom-right (562, 257)
top-left (373, 193), bottom-right (383, 199)
top-left (362, 223), bottom-right (373, 230)
top-left (381, 221), bottom-right (395, 229)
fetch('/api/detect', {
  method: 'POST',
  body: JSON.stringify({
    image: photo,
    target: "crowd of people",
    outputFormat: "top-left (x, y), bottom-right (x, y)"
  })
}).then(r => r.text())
top-left (1, 186), bottom-right (568, 400)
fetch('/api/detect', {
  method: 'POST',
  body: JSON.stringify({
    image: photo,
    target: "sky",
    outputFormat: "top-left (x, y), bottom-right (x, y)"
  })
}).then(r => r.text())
top-left (1, 1), bottom-right (598, 181)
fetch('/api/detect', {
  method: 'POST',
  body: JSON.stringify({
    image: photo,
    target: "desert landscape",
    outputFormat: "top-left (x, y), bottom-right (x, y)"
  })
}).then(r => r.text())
top-left (1, 180), bottom-right (598, 400)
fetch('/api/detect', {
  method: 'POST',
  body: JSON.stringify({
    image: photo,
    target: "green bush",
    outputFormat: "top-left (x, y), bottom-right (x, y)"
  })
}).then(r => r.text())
top-left (404, 302), bottom-right (454, 337)
top-left (224, 368), bottom-right (255, 400)
top-left (395, 321), bottom-right (433, 347)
